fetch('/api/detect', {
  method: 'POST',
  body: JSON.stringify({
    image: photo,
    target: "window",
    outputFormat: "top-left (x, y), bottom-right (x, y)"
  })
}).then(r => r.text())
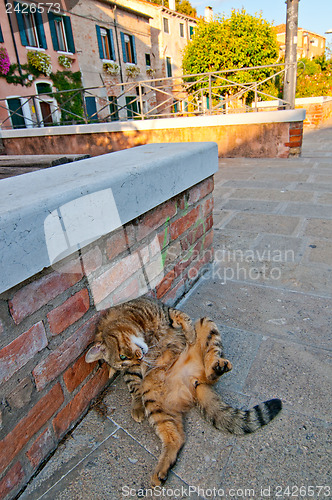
top-left (48, 12), bottom-right (75, 53)
top-left (163, 17), bottom-right (169, 34)
top-left (126, 96), bottom-right (140, 119)
top-left (109, 96), bottom-right (119, 121)
top-left (166, 56), bottom-right (172, 78)
top-left (189, 25), bottom-right (194, 39)
top-left (7, 97), bottom-right (26, 129)
top-left (85, 96), bottom-right (98, 122)
top-left (15, 2), bottom-right (47, 48)
top-left (179, 23), bottom-right (184, 38)
top-left (120, 32), bottom-right (137, 64)
top-left (96, 26), bottom-right (115, 61)
top-left (145, 53), bottom-right (151, 67)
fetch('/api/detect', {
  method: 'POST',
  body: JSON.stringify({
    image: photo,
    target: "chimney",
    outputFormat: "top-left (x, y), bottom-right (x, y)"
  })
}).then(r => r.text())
top-left (169, 0), bottom-right (176, 11)
top-left (204, 6), bottom-right (213, 22)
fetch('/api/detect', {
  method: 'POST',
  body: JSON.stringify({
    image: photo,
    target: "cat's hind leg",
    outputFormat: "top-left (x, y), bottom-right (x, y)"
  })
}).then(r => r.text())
top-left (150, 416), bottom-right (185, 487)
top-left (195, 318), bottom-right (232, 382)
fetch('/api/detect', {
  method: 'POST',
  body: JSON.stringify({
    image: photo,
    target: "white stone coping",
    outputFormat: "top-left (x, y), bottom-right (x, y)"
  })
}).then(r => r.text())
top-left (253, 97), bottom-right (332, 108)
top-left (0, 142), bottom-right (218, 294)
top-left (0, 109), bottom-right (306, 139)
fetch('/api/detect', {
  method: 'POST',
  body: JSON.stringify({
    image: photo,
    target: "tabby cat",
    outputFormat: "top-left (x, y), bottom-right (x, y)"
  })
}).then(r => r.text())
top-left (85, 297), bottom-right (282, 487)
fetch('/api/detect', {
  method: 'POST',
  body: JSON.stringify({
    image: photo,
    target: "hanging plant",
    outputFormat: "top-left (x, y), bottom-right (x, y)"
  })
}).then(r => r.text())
top-left (27, 51), bottom-right (52, 76)
top-left (125, 64), bottom-right (140, 79)
top-left (146, 67), bottom-right (156, 78)
top-left (103, 62), bottom-right (120, 75)
top-left (0, 48), bottom-right (10, 76)
top-left (58, 55), bottom-right (73, 69)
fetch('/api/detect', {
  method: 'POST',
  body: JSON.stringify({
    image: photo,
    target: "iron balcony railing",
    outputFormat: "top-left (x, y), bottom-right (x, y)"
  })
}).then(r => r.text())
top-left (0, 64), bottom-right (290, 129)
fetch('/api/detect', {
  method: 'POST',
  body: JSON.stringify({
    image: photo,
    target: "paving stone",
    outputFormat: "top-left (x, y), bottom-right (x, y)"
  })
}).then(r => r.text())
top-left (219, 199), bottom-right (280, 214)
top-left (182, 279), bottom-right (332, 349)
top-left (219, 410), bottom-right (331, 497)
top-left (303, 219), bottom-right (332, 238)
top-left (223, 213), bottom-right (300, 235)
top-left (281, 203), bottom-right (332, 219)
top-left (306, 239), bottom-right (332, 265)
top-left (229, 188), bottom-right (314, 202)
top-left (243, 337), bottom-right (332, 421)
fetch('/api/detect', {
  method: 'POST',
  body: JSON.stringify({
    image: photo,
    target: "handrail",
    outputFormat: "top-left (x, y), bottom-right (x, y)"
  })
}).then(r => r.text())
top-left (0, 64), bottom-right (289, 129)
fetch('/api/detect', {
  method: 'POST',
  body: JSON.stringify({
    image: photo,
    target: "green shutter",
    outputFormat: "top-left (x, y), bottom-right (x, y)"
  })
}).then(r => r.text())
top-left (109, 29), bottom-right (115, 60)
top-left (0, 24), bottom-right (3, 43)
top-left (120, 32), bottom-right (127, 63)
top-left (131, 35), bottom-right (137, 64)
top-left (14, 2), bottom-right (28, 46)
top-left (63, 16), bottom-right (75, 53)
top-left (48, 12), bottom-right (59, 51)
top-left (35, 11), bottom-right (47, 49)
top-left (96, 25), bottom-right (104, 59)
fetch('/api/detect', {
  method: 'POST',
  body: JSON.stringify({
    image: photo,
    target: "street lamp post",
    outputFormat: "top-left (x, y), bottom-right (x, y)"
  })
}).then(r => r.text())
top-left (283, 0), bottom-right (300, 109)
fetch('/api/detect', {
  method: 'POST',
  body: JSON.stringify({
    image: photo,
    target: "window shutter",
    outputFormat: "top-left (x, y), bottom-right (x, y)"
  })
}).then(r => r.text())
top-left (35, 11), bottom-right (47, 49)
top-left (14, 2), bottom-right (28, 46)
top-left (48, 12), bottom-right (59, 51)
top-left (109, 29), bottom-right (115, 60)
top-left (120, 32), bottom-right (127, 63)
top-left (0, 24), bottom-right (3, 43)
top-left (131, 36), bottom-right (137, 64)
top-left (95, 25), bottom-right (104, 59)
top-left (63, 16), bottom-right (75, 53)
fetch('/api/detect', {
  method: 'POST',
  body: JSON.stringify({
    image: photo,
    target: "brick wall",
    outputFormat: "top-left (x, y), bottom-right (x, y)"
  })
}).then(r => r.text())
top-left (297, 98), bottom-right (332, 129)
top-left (0, 176), bottom-right (214, 499)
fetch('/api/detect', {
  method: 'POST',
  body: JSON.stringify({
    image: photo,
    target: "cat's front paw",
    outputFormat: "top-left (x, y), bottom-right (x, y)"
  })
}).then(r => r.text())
top-left (151, 471), bottom-right (166, 488)
top-left (131, 405), bottom-right (145, 423)
top-left (208, 358), bottom-right (233, 381)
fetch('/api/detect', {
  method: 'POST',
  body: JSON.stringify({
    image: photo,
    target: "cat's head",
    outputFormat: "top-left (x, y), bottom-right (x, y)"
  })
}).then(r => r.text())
top-left (85, 319), bottom-right (148, 377)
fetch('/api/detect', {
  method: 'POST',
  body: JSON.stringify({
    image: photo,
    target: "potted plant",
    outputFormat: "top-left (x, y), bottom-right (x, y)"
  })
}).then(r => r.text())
top-left (125, 64), bottom-right (140, 79)
top-left (27, 51), bottom-right (52, 76)
top-left (103, 62), bottom-right (120, 76)
top-left (0, 48), bottom-right (10, 76)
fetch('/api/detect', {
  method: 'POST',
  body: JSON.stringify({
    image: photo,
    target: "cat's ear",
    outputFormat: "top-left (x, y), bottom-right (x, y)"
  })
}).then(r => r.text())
top-left (85, 342), bottom-right (106, 363)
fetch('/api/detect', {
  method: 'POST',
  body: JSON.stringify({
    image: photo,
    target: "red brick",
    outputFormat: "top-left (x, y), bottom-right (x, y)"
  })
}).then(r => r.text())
top-left (33, 314), bottom-right (100, 391)
top-left (106, 225), bottom-right (135, 261)
top-left (162, 278), bottom-right (186, 305)
top-left (63, 354), bottom-right (97, 393)
top-left (26, 428), bottom-right (55, 469)
top-left (53, 364), bottom-right (109, 439)
top-left (285, 141), bottom-right (301, 148)
top-left (288, 135), bottom-right (303, 144)
top-left (137, 200), bottom-right (177, 241)
top-left (289, 128), bottom-right (303, 136)
top-left (47, 289), bottom-right (90, 336)
top-left (202, 197), bottom-right (214, 217)
top-left (0, 383), bottom-right (64, 474)
top-left (112, 278), bottom-right (140, 306)
top-left (9, 268), bottom-right (83, 324)
top-left (188, 177), bottom-right (214, 205)
top-left (90, 252), bottom-right (141, 305)
top-left (0, 322), bottom-right (47, 385)
top-left (156, 270), bottom-right (175, 299)
top-left (81, 246), bottom-right (102, 275)
top-left (203, 229), bottom-right (214, 251)
top-left (0, 461), bottom-right (25, 499)
top-left (170, 206), bottom-right (200, 240)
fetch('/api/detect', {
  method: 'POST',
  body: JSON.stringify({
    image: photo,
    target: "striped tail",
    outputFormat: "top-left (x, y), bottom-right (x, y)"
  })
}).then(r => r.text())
top-left (196, 385), bottom-right (282, 435)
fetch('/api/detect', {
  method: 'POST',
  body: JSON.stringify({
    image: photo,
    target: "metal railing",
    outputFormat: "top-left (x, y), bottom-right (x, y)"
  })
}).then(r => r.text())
top-left (0, 64), bottom-right (289, 129)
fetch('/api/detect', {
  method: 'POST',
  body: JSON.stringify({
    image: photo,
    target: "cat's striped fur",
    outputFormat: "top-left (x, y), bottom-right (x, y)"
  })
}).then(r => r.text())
top-left (85, 298), bottom-right (282, 486)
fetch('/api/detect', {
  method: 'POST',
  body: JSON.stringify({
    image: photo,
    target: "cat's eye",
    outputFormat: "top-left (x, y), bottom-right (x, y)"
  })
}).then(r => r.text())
top-left (119, 354), bottom-right (127, 360)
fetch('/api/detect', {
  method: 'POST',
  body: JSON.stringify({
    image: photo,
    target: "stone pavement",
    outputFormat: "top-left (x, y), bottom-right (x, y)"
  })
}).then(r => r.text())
top-left (19, 126), bottom-right (332, 500)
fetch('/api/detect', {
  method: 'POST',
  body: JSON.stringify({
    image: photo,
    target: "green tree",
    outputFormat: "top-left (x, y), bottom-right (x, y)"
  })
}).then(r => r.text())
top-left (296, 56), bottom-right (332, 97)
top-left (182, 9), bottom-right (279, 104)
top-left (145, 0), bottom-right (196, 17)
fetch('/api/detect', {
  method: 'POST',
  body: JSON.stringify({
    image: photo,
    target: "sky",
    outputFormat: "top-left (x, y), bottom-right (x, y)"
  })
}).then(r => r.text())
top-left (190, 0), bottom-right (332, 39)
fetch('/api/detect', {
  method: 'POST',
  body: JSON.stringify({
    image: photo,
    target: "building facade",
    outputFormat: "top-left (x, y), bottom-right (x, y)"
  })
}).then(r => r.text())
top-left (0, 0), bottom-right (197, 128)
top-left (275, 24), bottom-right (326, 60)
